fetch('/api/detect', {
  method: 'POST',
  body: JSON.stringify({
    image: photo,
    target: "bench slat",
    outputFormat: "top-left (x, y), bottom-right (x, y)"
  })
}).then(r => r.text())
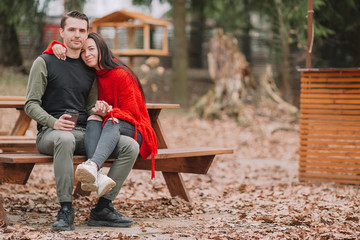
top-left (0, 136), bottom-right (36, 140)
top-left (0, 147), bottom-right (232, 164)
top-left (0, 148), bottom-right (233, 183)
top-left (0, 96), bottom-right (26, 101)
top-left (0, 140), bottom-right (37, 152)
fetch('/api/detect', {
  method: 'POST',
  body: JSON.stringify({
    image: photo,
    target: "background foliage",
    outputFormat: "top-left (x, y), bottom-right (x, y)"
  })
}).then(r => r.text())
top-left (0, 0), bottom-right (360, 105)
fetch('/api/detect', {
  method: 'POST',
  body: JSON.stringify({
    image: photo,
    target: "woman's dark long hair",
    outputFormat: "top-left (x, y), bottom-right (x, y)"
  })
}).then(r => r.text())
top-left (88, 32), bottom-right (146, 100)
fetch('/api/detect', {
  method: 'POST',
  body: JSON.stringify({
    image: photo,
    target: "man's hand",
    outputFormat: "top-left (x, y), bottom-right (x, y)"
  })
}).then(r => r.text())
top-left (53, 44), bottom-right (67, 60)
top-left (92, 100), bottom-right (112, 117)
top-left (53, 114), bottom-right (75, 130)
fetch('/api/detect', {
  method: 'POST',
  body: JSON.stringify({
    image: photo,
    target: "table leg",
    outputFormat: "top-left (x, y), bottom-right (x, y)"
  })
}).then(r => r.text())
top-left (149, 110), bottom-right (192, 202)
top-left (152, 118), bottom-right (168, 149)
top-left (10, 110), bottom-right (32, 136)
top-left (148, 109), bottom-right (168, 149)
top-left (162, 172), bottom-right (191, 202)
top-left (0, 163), bottom-right (34, 184)
top-left (73, 181), bottom-right (91, 198)
top-left (72, 165), bottom-right (91, 198)
top-left (0, 196), bottom-right (9, 225)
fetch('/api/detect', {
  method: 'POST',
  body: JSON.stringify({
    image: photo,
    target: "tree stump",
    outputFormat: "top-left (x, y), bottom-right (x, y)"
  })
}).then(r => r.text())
top-left (194, 29), bottom-right (298, 124)
top-left (193, 29), bottom-right (255, 125)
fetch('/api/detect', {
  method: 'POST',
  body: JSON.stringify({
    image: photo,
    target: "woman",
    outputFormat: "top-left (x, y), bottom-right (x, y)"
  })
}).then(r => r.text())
top-left (44, 33), bottom-right (157, 198)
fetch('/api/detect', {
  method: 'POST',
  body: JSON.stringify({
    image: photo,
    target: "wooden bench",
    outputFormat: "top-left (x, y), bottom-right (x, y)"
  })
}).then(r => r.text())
top-left (0, 147), bottom-right (232, 224)
top-left (0, 147), bottom-right (232, 184)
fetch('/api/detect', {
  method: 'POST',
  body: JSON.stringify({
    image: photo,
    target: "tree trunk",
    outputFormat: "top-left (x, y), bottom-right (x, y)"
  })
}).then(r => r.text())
top-left (275, 0), bottom-right (292, 102)
top-left (352, 25), bottom-right (360, 66)
top-left (189, 0), bottom-right (205, 68)
top-left (241, 0), bottom-right (252, 65)
top-left (172, 0), bottom-right (189, 107)
top-left (64, 0), bottom-right (85, 12)
top-left (0, 13), bottom-right (23, 67)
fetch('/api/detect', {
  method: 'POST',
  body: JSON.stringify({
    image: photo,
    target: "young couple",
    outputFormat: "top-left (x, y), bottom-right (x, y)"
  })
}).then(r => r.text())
top-left (25, 10), bottom-right (157, 231)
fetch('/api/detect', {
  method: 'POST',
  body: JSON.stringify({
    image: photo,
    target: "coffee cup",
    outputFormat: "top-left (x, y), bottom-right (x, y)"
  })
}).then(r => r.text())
top-left (64, 109), bottom-right (79, 124)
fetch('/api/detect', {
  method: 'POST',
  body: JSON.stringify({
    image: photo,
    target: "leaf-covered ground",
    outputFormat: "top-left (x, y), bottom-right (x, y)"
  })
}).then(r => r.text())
top-left (0, 107), bottom-right (359, 239)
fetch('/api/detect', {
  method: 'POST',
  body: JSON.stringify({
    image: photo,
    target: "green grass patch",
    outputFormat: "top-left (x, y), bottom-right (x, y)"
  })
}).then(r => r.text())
top-left (0, 66), bottom-right (28, 96)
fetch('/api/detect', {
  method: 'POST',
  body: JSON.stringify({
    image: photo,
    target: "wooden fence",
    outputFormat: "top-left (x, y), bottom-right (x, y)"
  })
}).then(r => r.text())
top-left (299, 68), bottom-right (360, 184)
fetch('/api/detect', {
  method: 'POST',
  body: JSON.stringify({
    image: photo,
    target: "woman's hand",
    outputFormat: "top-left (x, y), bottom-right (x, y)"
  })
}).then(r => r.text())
top-left (53, 44), bottom-right (67, 60)
top-left (92, 100), bottom-right (112, 117)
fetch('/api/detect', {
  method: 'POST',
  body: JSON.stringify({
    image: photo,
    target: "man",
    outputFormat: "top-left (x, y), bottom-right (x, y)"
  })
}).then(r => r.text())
top-left (25, 11), bottom-right (139, 231)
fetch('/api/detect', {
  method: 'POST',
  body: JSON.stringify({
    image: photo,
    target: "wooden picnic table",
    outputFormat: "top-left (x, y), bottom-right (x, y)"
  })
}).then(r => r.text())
top-left (0, 99), bottom-right (232, 197)
top-left (0, 100), bottom-right (194, 197)
top-left (0, 98), bottom-right (233, 224)
top-left (0, 98), bottom-right (179, 152)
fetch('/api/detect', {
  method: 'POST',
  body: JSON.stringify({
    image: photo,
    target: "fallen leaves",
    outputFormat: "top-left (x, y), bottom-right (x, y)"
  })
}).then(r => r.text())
top-left (0, 108), bottom-right (360, 239)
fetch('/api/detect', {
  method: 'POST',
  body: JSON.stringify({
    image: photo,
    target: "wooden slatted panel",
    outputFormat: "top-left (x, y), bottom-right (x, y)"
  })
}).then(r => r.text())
top-left (299, 69), bottom-right (360, 184)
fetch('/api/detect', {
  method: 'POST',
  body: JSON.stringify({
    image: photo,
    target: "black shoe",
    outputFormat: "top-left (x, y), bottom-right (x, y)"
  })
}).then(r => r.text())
top-left (87, 203), bottom-right (133, 227)
top-left (51, 206), bottom-right (75, 231)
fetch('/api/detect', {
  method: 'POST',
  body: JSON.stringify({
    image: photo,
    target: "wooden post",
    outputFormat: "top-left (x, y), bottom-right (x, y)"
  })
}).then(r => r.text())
top-left (92, 24), bottom-right (98, 33)
top-left (144, 24), bottom-right (150, 50)
top-left (127, 27), bottom-right (134, 49)
top-left (113, 26), bottom-right (118, 51)
top-left (128, 56), bottom-right (134, 69)
top-left (162, 26), bottom-right (168, 54)
top-left (306, 0), bottom-right (314, 68)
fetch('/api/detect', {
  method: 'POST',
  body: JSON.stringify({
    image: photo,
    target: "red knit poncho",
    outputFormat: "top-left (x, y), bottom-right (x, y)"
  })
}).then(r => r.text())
top-left (43, 41), bottom-right (158, 178)
top-left (97, 67), bottom-right (158, 179)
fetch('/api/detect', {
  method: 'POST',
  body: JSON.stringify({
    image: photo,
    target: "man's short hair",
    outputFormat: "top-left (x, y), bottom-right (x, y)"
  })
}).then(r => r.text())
top-left (60, 10), bottom-right (89, 30)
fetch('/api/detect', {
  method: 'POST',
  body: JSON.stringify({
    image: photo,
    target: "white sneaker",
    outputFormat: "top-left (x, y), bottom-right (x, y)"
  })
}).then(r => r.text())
top-left (75, 160), bottom-right (98, 183)
top-left (97, 170), bottom-right (116, 197)
top-left (81, 182), bottom-right (98, 192)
